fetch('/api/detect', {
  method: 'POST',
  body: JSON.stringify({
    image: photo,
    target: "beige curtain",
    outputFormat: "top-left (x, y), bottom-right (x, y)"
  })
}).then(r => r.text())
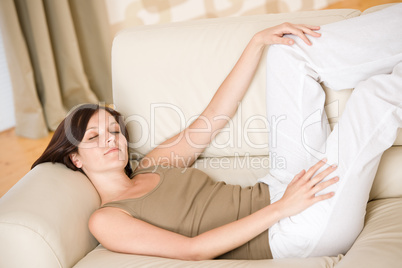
top-left (0, 0), bottom-right (112, 138)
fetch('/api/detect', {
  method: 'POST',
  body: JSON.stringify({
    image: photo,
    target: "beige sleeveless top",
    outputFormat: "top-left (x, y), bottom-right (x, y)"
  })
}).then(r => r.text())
top-left (101, 165), bottom-right (272, 260)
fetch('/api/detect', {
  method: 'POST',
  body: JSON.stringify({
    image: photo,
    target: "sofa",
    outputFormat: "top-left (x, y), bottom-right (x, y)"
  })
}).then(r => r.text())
top-left (1, 4), bottom-right (401, 267)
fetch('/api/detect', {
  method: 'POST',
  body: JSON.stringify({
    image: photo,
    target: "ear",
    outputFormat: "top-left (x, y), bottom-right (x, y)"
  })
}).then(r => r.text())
top-left (69, 153), bottom-right (83, 169)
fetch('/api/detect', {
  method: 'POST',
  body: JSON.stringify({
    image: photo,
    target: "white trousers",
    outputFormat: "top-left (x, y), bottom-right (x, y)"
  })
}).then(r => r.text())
top-left (259, 4), bottom-right (402, 258)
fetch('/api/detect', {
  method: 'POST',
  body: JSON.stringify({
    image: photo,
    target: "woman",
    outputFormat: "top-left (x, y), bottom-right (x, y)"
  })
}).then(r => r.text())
top-left (32, 4), bottom-right (402, 261)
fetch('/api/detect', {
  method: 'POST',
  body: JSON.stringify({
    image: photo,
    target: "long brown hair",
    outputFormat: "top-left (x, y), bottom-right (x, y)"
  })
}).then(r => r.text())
top-left (32, 104), bottom-right (133, 176)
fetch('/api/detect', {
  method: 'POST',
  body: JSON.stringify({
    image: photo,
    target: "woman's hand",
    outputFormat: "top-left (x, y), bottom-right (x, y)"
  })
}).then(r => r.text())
top-left (255, 23), bottom-right (321, 46)
top-left (274, 158), bottom-right (339, 218)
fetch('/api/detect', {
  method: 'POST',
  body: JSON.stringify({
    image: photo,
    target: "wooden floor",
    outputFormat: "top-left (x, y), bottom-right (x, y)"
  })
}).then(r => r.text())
top-left (325, 0), bottom-right (401, 10)
top-left (0, 0), bottom-right (400, 198)
top-left (0, 128), bottom-right (52, 197)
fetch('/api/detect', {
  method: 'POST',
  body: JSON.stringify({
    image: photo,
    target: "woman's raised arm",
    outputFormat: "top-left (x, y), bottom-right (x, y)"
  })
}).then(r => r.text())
top-left (138, 23), bottom-right (321, 169)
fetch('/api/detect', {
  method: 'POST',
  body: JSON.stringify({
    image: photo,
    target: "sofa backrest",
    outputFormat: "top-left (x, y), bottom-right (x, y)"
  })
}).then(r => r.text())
top-left (112, 8), bottom-right (402, 201)
top-left (112, 8), bottom-right (362, 158)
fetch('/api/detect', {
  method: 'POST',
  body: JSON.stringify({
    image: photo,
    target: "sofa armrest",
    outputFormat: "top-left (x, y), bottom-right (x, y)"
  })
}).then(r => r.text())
top-left (335, 198), bottom-right (402, 267)
top-left (0, 163), bottom-right (100, 268)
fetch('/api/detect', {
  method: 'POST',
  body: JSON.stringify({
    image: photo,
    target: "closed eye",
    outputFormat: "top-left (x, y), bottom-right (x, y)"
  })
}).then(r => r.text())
top-left (88, 135), bottom-right (98, 140)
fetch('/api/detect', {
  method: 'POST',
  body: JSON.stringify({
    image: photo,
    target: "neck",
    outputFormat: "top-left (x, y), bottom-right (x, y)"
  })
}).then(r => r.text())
top-left (86, 169), bottom-right (134, 205)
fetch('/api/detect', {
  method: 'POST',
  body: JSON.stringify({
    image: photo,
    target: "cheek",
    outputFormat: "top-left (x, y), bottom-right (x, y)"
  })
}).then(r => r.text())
top-left (118, 135), bottom-right (129, 153)
top-left (78, 139), bottom-right (100, 150)
top-left (78, 149), bottom-right (98, 164)
top-left (79, 138), bottom-right (105, 153)
top-left (118, 134), bottom-right (128, 146)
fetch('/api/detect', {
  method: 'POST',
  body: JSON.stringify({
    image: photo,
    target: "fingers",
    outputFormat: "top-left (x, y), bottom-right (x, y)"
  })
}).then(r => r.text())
top-left (281, 23), bottom-right (321, 46)
top-left (290, 169), bottom-right (306, 185)
top-left (304, 160), bottom-right (338, 197)
top-left (299, 24), bottom-right (322, 37)
top-left (302, 158), bottom-right (328, 181)
top-left (308, 163), bottom-right (338, 187)
top-left (272, 36), bottom-right (295, 46)
top-left (292, 28), bottom-right (312, 46)
top-left (309, 164), bottom-right (339, 201)
top-left (305, 176), bottom-right (338, 206)
top-left (311, 176), bottom-right (339, 194)
top-left (314, 191), bottom-right (335, 203)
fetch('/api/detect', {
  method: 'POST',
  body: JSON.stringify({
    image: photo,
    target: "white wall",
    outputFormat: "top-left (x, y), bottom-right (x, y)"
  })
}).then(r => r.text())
top-left (0, 29), bottom-right (16, 132)
top-left (104, 0), bottom-right (332, 39)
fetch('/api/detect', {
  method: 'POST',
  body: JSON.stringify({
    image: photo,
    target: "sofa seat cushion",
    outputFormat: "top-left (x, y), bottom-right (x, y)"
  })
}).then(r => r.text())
top-left (334, 198), bottom-right (402, 268)
top-left (74, 244), bottom-right (342, 268)
top-left (74, 198), bottom-right (402, 268)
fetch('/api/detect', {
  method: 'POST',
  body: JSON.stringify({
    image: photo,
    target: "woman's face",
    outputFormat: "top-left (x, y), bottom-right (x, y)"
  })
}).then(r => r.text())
top-left (70, 109), bottom-right (128, 175)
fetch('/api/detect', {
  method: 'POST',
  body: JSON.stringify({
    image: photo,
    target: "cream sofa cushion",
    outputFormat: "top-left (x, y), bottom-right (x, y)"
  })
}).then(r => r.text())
top-left (113, 8), bottom-right (369, 160)
top-left (334, 198), bottom-right (402, 268)
top-left (75, 244), bottom-right (343, 267)
top-left (0, 163), bottom-right (100, 268)
top-left (369, 146), bottom-right (402, 201)
top-left (114, 7), bottom-right (402, 203)
top-left (112, 8), bottom-right (402, 160)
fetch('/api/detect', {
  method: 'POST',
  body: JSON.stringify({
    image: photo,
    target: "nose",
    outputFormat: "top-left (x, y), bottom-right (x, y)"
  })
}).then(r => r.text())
top-left (107, 134), bottom-right (116, 144)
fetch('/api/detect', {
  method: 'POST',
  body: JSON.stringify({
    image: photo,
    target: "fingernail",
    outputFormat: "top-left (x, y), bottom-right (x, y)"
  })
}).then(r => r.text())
top-left (331, 164), bottom-right (338, 168)
top-left (322, 158), bottom-right (327, 162)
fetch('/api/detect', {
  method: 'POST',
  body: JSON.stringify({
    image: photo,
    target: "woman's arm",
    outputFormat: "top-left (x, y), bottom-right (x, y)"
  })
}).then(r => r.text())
top-left (138, 23), bottom-right (321, 169)
top-left (90, 202), bottom-right (281, 261)
top-left (90, 159), bottom-right (336, 260)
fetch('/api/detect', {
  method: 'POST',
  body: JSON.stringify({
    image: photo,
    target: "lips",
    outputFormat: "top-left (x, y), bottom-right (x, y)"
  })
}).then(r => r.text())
top-left (104, 147), bottom-right (120, 155)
